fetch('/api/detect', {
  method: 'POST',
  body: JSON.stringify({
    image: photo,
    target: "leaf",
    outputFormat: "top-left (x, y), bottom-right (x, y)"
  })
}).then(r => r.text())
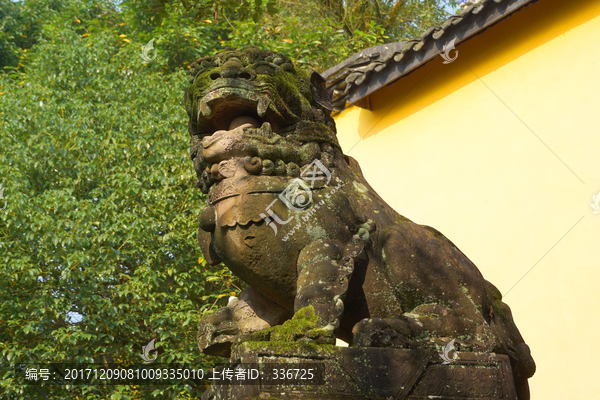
top-left (266, 0), bottom-right (277, 14)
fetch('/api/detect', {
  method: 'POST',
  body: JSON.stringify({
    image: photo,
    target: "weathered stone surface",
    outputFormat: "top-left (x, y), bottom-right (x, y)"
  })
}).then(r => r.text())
top-left (184, 47), bottom-right (535, 399)
top-left (201, 341), bottom-right (518, 400)
top-left (198, 287), bottom-right (292, 357)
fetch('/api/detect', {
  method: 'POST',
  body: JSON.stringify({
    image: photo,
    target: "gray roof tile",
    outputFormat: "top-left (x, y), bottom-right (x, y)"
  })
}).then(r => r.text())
top-left (322, 0), bottom-right (539, 113)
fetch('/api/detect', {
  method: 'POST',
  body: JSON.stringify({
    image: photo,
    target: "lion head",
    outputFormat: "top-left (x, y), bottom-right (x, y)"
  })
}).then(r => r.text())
top-left (185, 47), bottom-right (341, 194)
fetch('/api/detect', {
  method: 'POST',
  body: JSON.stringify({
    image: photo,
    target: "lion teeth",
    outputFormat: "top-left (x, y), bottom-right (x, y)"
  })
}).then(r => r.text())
top-left (257, 97), bottom-right (270, 118)
top-left (261, 122), bottom-right (272, 136)
top-left (200, 100), bottom-right (212, 118)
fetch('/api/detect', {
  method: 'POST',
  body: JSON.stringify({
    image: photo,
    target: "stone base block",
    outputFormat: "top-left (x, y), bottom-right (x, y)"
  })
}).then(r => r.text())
top-left (202, 342), bottom-right (518, 400)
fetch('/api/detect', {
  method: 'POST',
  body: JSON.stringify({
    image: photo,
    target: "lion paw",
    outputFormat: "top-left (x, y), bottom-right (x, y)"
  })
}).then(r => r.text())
top-left (352, 318), bottom-right (416, 348)
top-left (197, 306), bottom-right (241, 357)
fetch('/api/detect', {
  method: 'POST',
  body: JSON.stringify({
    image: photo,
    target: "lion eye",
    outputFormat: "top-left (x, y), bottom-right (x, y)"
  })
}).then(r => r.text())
top-left (254, 64), bottom-right (276, 76)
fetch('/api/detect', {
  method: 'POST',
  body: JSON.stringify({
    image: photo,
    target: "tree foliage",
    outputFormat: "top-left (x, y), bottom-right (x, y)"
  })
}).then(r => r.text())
top-left (1, 0), bottom-right (458, 398)
top-left (306, 0), bottom-right (460, 41)
top-left (0, 3), bottom-right (239, 398)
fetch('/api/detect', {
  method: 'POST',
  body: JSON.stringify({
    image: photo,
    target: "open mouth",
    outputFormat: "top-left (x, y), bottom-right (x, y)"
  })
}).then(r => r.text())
top-left (191, 84), bottom-right (306, 194)
top-left (195, 87), bottom-right (293, 136)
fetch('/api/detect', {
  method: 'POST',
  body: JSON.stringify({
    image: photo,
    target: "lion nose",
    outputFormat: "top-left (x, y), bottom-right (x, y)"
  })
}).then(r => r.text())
top-left (210, 59), bottom-right (254, 80)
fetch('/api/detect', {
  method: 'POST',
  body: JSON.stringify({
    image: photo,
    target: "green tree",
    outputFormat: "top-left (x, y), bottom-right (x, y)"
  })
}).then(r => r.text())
top-left (168, 0), bottom-right (461, 70)
top-left (0, 3), bottom-right (240, 398)
top-left (304, 0), bottom-right (460, 41)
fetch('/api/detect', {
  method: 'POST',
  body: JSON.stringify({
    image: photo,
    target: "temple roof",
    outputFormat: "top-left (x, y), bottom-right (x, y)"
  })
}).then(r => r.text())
top-left (322, 0), bottom-right (539, 113)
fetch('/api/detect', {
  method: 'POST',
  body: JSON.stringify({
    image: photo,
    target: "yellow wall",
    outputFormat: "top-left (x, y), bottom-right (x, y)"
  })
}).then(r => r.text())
top-left (334, 0), bottom-right (600, 398)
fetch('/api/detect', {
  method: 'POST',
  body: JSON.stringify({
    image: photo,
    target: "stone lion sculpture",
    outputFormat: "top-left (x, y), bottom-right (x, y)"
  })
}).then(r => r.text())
top-left (184, 47), bottom-right (535, 398)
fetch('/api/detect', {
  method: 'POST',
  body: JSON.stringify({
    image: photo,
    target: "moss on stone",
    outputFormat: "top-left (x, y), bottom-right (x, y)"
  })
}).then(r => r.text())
top-left (273, 306), bottom-right (317, 339)
top-left (244, 339), bottom-right (339, 356)
top-left (233, 306), bottom-right (340, 356)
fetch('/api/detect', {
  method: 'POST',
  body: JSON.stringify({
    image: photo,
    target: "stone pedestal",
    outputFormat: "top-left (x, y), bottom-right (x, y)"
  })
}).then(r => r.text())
top-left (202, 342), bottom-right (518, 400)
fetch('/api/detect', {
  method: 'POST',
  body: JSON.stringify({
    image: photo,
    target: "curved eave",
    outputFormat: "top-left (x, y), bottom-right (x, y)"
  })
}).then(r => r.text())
top-left (322, 0), bottom-right (539, 114)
